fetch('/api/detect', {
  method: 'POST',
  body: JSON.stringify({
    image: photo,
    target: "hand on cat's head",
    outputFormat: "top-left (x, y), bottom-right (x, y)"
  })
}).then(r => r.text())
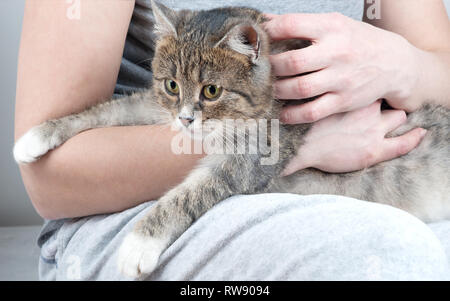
top-left (263, 12), bottom-right (422, 123)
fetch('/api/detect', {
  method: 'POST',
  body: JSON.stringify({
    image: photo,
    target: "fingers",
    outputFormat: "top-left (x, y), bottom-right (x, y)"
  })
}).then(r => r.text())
top-left (380, 110), bottom-right (407, 132)
top-left (343, 99), bottom-right (381, 120)
top-left (275, 70), bottom-right (336, 100)
top-left (281, 157), bottom-right (307, 177)
top-left (263, 13), bottom-right (278, 20)
top-left (377, 128), bottom-right (427, 164)
top-left (263, 13), bottom-right (327, 41)
top-left (280, 93), bottom-right (342, 124)
top-left (281, 142), bottom-right (316, 176)
top-left (270, 46), bottom-right (330, 76)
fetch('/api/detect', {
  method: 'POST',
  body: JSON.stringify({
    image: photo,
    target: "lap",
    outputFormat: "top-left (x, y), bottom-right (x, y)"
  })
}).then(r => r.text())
top-left (38, 193), bottom-right (450, 280)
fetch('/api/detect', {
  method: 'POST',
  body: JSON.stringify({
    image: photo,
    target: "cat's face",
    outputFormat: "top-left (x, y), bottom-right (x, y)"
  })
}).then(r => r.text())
top-left (150, 1), bottom-right (275, 139)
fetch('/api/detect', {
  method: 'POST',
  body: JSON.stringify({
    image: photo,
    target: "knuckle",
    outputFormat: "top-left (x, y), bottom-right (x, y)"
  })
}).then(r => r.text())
top-left (338, 94), bottom-right (353, 111)
top-left (341, 75), bottom-right (354, 89)
top-left (366, 127), bottom-right (378, 135)
top-left (334, 43), bottom-right (353, 62)
top-left (289, 53), bottom-right (306, 72)
top-left (303, 106), bottom-right (320, 122)
top-left (327, 12), bottom-right (347, 29)
top-left (365, 128), bottom-right (380, 140)
top-left (363, 147), bottom-right (378, 166)
top-left (329, 12), bottom-right (345, 20)
top-left (282, 110), bottom-right (292, 123)
top-left (284, 15), bottom-right (299, 36)
top-left (296, 78), bottom-right (314, 97)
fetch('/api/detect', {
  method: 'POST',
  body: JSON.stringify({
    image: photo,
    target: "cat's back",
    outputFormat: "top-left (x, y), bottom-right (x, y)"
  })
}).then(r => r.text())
top-left (274, 103), bottom-right (450, 222)
top-left (389, 103), bottom-right (450, 155)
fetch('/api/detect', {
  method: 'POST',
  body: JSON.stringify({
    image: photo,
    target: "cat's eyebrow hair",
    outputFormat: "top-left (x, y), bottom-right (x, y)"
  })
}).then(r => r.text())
top-left (229, 89), bottom-right (254, 105)
top-left (170, 64), bottom-right (177, 79)
top-left (198, 68), bottom-right (206, 83)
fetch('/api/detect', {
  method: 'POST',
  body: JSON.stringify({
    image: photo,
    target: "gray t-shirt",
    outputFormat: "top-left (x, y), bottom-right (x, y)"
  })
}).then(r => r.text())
top-left (114, 0), bottom-right (363, 96)
top-left (39, 0), bottom-right (364, 248)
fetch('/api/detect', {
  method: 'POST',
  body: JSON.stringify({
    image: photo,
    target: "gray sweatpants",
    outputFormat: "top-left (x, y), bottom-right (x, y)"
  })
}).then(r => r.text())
top-left (38, 193), bottom-right (450, 280)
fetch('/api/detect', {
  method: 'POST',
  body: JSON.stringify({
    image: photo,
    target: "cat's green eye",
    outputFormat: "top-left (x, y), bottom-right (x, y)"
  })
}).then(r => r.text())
top-left (202, 85), bottom-right (222, 100)
top-left (165, 79), bottom-right (180, 95)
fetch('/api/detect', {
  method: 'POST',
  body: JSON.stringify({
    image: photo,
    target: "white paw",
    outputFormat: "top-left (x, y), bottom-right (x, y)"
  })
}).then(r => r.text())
top-left (13, 126), bottom-right (53, 164)
top-left (117, 232), bottom-right (166, 279)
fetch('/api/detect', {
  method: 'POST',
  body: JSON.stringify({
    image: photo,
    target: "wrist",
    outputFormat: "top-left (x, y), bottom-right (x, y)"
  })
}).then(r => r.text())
top-left (410, 48), bottom-right (449, 108)
top-left (386, 35), bottom-right (421, 107)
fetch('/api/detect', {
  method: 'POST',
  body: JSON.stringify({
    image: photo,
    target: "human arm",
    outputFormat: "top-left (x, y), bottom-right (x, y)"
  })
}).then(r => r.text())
top-left (264, 1), bottom-right (448, 175)
top-left (15, 0), bottom-right (202, 220)
top-left (363, 0), bottom-right (450, 111)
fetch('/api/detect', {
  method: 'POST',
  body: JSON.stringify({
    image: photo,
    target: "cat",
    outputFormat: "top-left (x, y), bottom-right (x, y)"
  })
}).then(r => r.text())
top-left (13, 0), bottom-right (449, 279)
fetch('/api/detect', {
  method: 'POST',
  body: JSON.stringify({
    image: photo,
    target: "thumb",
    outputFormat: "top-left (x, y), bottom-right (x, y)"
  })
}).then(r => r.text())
top-left (378, 128), bottom-right (427, 163)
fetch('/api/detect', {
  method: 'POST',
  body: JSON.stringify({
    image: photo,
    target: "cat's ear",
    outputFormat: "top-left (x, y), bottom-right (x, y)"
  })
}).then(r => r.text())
top-left (151, 0), bottom-right (178, 38)
top-left (215, 24), bottom-right (261, 64)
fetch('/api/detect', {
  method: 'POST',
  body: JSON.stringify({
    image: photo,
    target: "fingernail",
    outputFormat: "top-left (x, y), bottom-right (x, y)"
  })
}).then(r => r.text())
top-left (273, 84), bottom-right (281, 98)
top-left (420, 128), bottom-right (427, 138)
top-left (280, 167), bottom-right (293, 177)
top-left (280, 111), bottom-right (288, 124)
top-left (280, 111), bottom-right (295, 124)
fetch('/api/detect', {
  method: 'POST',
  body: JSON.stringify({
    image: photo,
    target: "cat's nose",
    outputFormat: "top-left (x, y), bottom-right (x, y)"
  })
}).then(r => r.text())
top-left (179, 116), bottom-right (194, 127)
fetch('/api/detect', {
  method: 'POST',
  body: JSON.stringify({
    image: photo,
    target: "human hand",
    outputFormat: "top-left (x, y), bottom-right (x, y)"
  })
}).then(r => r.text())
top-left (282, 101), bottom-right (427, 175)
top-left (264, 13), bottom-right (422, 124)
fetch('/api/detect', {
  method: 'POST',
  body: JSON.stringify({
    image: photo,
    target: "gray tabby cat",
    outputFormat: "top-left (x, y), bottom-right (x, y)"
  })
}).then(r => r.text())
top-left (13, 1), bottom-right (450, 279)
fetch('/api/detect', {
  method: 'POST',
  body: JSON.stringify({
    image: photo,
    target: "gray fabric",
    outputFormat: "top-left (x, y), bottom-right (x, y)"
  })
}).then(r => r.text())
top-left (37, 0), bottom-right (450, 281)
top-left (38, 194), bottom-right (450, 280)
top-left (0, 226), bottom-right (41, 280)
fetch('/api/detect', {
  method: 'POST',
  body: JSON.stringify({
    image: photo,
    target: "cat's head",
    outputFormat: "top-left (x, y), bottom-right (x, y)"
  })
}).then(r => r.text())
top-left (150, 0), bottom-right (277, 138)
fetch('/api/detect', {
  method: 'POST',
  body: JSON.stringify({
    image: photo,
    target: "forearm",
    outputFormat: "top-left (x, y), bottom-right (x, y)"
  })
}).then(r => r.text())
top-left (16, 0), bottom-right (202, 219)
top-left (20, 126), bottom-right (202, 220)
top-left (387, 36), bottom-right (450, 111)
top-left (411, 49), bottom-right (450, 109)
top-left (364, 0), bottom-right (450, 110)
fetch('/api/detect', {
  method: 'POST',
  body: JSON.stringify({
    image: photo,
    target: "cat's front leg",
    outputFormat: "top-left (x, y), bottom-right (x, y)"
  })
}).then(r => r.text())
top-left (13, 91), bottom-right (168, 164)
top-left (117, 164), bottom-right (221, 279)
top-left (117, 154), bottom-right (276, 279)
top-left (13, 120), bottom-right (67, 164)
top-left (117, 192), bottom-right (186, 279)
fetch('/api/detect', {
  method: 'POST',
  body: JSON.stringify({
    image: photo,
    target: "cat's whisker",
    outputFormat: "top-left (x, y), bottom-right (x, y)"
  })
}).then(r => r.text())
top-left (136, 57), bottom-right (154, 66)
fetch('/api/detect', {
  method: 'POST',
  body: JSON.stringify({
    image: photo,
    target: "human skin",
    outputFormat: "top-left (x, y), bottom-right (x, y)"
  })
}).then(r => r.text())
top-left (266, 1), bottom-right (450, 122)
top-left (15, 0), bottom-right (202, 219)
top-left (265, 0), bottom-right (450, 174)
top-left (15, 0), bottom-right (448, 219)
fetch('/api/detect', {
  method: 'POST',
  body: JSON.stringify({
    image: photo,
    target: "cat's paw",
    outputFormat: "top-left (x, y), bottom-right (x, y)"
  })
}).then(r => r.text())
top-left (13, 124), bottom-right (55, 164)
top-left (117, 232), bottom-right (166, 279)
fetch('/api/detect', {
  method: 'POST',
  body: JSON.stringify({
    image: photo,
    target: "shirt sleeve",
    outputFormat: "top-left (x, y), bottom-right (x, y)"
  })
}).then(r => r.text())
top-left (114, 0), bottom-right (156, 97)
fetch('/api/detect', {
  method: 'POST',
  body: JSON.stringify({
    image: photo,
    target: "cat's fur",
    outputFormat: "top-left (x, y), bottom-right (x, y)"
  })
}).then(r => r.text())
top-left (13, 1), bottom-right (449, 279)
